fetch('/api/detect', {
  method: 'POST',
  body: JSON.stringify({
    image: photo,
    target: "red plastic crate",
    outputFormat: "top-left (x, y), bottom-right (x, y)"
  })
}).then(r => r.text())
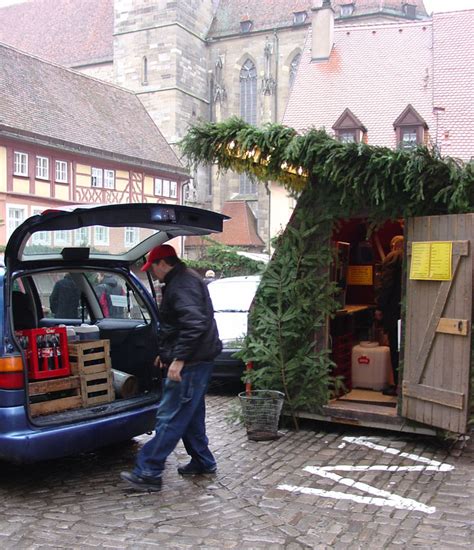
top-left (16, 327), bottom-right (71, 380)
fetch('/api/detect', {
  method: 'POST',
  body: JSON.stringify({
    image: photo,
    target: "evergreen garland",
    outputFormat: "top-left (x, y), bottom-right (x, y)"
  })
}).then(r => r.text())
top-left (181, 118), bottom-right (474, 426)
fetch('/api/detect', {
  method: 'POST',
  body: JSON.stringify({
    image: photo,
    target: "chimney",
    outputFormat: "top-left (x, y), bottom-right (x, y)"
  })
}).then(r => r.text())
top-left (311, 0), bottom-right (334, 60)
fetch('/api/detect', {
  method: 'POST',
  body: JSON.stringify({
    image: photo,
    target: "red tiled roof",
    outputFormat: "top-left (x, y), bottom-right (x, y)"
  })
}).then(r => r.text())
top-left (208, 1), bottom-right (428, 37)
top-left (186, 201), bottom-right (265, 249)
top-left (284, 11), bottom-right (473, 162)
top-left (0, 0), bottom-right (113, 66)
top-left (0, 43), bottom-right (184, 172)
top-left (284, 20), bottom-right (435, 150)
top-left (432, 10), bottom-right (474, 160)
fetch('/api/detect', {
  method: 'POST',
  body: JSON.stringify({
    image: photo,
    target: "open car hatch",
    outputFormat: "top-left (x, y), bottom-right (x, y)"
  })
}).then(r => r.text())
top-left (6, 203), bottom-right (228, 269)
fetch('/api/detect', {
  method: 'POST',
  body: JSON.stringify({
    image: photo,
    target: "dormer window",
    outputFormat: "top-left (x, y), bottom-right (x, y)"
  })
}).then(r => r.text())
top-left (394, 105), bottom-right (428, 150)
top-left (293, 11), bottom-right (307, 25)
top-left (332, 108), bottom-right (366, 144)
top-left (340, 3), bottom-right (355, 17)
top-left (240, 20), bottom-right (253, 33)
top-left (402, 3), bottom-right (417, 19)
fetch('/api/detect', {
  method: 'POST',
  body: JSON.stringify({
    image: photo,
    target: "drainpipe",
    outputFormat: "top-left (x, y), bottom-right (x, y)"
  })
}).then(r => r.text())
top-left (180, 180), bottom-right (191, 258)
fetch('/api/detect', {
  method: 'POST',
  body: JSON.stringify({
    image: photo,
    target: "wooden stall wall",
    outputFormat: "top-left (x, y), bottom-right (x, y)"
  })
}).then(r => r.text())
top-left (403, 214), bottom-right (473, 433)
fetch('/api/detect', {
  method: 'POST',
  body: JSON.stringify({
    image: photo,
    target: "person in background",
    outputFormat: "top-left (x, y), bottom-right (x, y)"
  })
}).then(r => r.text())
top-left (121, 244), bottom-right (222, 492)
top-left (50, 273), bottom-right (80, 318)
top-left (203, 269), bottom-right (216, 285)
top-left (375, 235), bottom-right (404, 396)
top-left (96, 273), bottom-right (124, 318)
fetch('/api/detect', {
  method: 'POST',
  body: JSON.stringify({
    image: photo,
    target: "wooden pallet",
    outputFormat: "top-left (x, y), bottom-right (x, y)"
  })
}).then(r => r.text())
top-left (80, 370), bottom-right (115, 407)
top-left (29, 376), bottom-right (82, 417)
top-left (68, 339), bottom-right (111, 375)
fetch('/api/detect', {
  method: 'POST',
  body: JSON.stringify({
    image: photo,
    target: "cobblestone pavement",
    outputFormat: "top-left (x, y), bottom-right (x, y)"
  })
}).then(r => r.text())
top-left (0, 394), bottom-right (473, 549)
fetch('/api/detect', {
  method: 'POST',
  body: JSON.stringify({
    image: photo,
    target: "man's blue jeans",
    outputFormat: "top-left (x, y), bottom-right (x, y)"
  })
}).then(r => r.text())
top-left (133, 362), bottom-right (216, 479)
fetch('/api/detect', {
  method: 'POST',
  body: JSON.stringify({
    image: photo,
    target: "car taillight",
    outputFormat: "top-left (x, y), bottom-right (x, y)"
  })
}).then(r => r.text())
top-left (0, 356), bottom-right (24, 389)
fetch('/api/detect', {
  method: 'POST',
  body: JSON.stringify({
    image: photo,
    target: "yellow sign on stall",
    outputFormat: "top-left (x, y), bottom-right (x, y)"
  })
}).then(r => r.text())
top-left (410, 241), bottom-right (452, 281)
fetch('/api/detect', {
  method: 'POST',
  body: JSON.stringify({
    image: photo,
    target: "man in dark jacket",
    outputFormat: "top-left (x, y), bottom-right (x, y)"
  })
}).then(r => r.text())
top-left (50, 273), bottom-right (80, 318)
top-left (121, 244), bottom-right (222, 492)
top-left (95, 273), bottom-right (124, 318)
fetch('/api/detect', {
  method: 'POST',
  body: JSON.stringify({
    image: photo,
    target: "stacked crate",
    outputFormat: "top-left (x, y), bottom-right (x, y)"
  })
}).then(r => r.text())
top-left (68, 340), bottom-right (115, 407)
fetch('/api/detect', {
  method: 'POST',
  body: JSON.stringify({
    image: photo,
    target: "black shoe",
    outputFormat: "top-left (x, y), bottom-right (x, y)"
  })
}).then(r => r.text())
top-left (382, 385), bottom-right (398, 396)
top-left (120, 471), bottom-right (162, 492)
top-left (177, 462), bottom-right (217, 476)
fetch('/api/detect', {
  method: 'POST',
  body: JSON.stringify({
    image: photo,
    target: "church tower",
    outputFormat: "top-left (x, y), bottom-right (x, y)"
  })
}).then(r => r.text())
top-left (114, 0), bottom-right (215, 203)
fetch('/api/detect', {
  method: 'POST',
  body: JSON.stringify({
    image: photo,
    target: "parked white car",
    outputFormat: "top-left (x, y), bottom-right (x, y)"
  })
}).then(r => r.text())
top-left (207, 275), bottom-right (261, 379)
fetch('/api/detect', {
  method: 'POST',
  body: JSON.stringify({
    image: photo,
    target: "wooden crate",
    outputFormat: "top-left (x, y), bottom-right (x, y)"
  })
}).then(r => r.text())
top-left (29, 376), bottom-right (82, 417)
top-left (80, 370), bottom-right (115, 407)
top-left (68, 339), bottom-right (111, 376)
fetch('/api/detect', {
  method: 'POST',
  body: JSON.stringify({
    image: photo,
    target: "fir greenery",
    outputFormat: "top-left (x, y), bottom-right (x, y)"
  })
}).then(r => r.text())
top-left (181, 118), bottom-right (474, 427)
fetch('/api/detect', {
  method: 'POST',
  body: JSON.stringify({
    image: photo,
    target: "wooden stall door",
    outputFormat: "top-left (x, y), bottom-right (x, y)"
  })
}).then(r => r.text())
top-left (402, 214), bottom-right (472, 433)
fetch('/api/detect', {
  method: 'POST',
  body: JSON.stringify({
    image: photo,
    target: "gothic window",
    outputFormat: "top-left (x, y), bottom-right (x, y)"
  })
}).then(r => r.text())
top-left (332, 108), bottom-right (366, 143)
top-left (393, 105), bottom-right (428, 150)
top-left (142, 56), bottom-right (148, 86)
top-left (240, 59), bottom-right (257, 124)
top-left (289, 53), bottom-right (301, 89)
top-left (240, 59), bottom-right (257, 195)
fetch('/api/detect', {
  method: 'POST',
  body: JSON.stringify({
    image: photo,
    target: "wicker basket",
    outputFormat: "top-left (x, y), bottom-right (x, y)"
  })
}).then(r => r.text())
top-left (238, 390), bottom-right (285, 441)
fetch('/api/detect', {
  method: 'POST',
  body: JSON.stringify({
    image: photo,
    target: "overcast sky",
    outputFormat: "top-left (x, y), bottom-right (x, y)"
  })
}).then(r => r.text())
top-left (0, 0), bottom-right (473, 12)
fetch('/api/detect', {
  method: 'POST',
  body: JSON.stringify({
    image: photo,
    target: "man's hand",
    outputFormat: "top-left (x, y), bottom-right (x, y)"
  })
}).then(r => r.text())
top-left (153, 355), bottom-right (166, 369)
top-left (167, 359), bottom-right (185, 382)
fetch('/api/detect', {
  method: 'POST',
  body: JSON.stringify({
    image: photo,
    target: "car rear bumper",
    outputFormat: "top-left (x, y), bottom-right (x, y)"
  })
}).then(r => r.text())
top-left (0, 402), bottom-right (158, 463)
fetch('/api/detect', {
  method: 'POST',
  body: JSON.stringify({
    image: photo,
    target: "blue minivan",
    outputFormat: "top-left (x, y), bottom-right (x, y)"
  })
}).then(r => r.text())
top-left (0, 203), bottom-right (226, 462)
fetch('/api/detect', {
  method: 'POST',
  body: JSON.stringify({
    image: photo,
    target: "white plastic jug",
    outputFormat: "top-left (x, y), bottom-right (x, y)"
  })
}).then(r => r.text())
top-left (351, 341), bottom-right (391, 391)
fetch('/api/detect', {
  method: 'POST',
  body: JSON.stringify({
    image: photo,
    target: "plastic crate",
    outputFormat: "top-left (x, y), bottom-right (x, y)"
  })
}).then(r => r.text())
top-left (16, 327), bottom-right (71, 381)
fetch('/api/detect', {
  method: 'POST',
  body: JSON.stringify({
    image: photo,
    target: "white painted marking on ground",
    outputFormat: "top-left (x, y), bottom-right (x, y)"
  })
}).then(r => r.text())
top-left (318, 464), bottom-right (452, 472)
top-left (278, 483), bottom-right (435, 514)
top-left (342, 436), bottom-right (454, 469)
top-left (277, 435), bottom-right (454, 514)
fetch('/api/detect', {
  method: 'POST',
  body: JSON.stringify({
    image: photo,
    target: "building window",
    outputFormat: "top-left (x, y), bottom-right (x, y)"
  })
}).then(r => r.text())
top-left (240, 20), bottom-right (252, 33)
top-left (289, 53), bottom-right (301, 89)
top-left (142, 56), bottom-right (148, 85)
top-left (55, 160), bottom-right (68, 183)
top-left (332, 108), bottom-right (366, 144)
top-left (293, 11), bottom-right (307, 25)
top-left (154, 178), bottom-right (163, 196)
top-left (91, 167), bottom-right (103, 187)
top-left (31, 207), bottom-right (51, 245)
top-left (54, 230), bottom-right (71, 246)
top-left (162, 180), bottom-right (170, 197)
top-left (338, 130), bottom-right (357, 143)
top-left (14, 152), bottom-right (28, 176)
top-left (104, 169), bottom-right (115, 189)
top-left (402, 3), bottom-right (417, 18)
top-left (75, 227), bottom-right (90, 246)
top-left (240, 59), bottom-right (257, 125)
top-left (7, 205), bottom-right (27, 237)
top-left (394, 105), bottom-right (427, 150)
top-left (35, 156), bottom-right (49, 180)
top-left (125, 227), bottom-right (139, 248)
top-left (170, 181), bottom-right (177, 199)
top-left (239, 174), bottom-right (257, 195)
top-left (400, 127), bottom-right (419, 150)
top-left (341, 4), bottom-right (355, 17)
top-left (94, 226), bottom-right (109, 246)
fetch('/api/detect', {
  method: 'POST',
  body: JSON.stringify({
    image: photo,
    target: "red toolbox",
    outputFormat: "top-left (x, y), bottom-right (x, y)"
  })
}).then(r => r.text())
top-left (16, 327), bottom-right (71, 380)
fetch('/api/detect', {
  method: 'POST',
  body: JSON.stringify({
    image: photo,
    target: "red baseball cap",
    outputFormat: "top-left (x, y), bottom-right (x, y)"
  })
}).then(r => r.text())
top-left (141, 244), bottom-right (177, 271)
